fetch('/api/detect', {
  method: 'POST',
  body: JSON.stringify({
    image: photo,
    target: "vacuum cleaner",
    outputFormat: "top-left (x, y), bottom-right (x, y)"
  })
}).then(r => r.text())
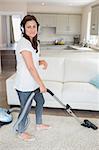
top-left (0, 107), bottom-right (20, 128)
top-left (0, 88), bottom-right (98, 131)
top-left (13, 88), bottom-right (98, 132)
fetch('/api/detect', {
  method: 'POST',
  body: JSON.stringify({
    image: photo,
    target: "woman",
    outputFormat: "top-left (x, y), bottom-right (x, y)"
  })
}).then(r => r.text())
top-left (14, 15), bottom-right (50, 141)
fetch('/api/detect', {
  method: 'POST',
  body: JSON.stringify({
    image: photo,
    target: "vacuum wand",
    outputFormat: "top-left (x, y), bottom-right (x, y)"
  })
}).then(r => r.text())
top-left (46, 89), bottom-right (98, 130)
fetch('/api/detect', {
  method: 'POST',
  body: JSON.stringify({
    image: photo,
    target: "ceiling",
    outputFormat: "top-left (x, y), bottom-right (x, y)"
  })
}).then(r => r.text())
top-left (1, 0), bottom-right (97, 7)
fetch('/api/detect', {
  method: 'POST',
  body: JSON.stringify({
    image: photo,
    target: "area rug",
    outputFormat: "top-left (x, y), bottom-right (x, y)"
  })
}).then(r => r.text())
top-left (0, 113), bottom-right (99, 150)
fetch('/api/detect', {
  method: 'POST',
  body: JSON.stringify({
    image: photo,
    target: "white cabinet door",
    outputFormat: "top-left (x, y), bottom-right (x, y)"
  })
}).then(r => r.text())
top-left (69, 15), bottom-right (81, 34)
top-left (41, 14), bottom-right (56, 27)
top-left (90, 6), bottom-right (99, 35)
top-left (56, 15), bottom-right (69, 34)
top-left (56, 14), bottom-right (81, 35)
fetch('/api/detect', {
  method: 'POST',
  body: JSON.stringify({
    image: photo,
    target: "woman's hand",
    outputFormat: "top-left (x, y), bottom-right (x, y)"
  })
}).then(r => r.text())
top-left (39, 60), bottom-right (48, 69)
top-left (40, 83), bottom-right (47, 93)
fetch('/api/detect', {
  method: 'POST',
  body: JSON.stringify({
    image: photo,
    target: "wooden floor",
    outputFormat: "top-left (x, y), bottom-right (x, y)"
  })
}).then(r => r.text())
top-left (0, 71), bottom-right (99, 119)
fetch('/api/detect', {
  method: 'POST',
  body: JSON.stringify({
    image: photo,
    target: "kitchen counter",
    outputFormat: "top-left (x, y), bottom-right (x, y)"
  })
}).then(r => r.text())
top-left (69, 45), bottom-right (94, 51)
top-left (0, 43), bottom-right (97, 52)
top-left (40, 44), bottom-right (99, 52)
top-left (0, 43), bottom-right (16, 51)
top-left (40, 49), bottom-right (99, 57)
top-left (40, 44), bottom-right (67, 50)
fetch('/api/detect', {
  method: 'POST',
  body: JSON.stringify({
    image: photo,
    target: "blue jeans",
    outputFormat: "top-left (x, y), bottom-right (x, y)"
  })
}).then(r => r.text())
top-left (16, 90), bottom-right (45, 133)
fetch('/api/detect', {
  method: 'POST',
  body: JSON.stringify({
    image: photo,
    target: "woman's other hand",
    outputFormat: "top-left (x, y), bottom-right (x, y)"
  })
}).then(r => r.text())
top-left (40, 83), bottom-right (47, 93)
top-left (39, 60), bottom-right (48, 69)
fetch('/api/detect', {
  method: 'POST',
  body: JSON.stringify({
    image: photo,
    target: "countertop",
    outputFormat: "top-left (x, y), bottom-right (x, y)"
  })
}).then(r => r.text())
top-left (0, 44), bottom-right (16, 51)
top-left (40, 44), bottom-right (67, 50)
top-left (0, 43), bottom-right (67, 51)
top-left (70, 45), bottom-right (93, 51)
top-left (40, 43), bottom-right (99, 52)
top-left (0, 43), bottom-right (99, 53)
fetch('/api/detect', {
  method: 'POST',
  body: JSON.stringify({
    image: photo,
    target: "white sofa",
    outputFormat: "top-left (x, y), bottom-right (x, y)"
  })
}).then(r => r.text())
top-left (6, 52), bottom-right (99, 111)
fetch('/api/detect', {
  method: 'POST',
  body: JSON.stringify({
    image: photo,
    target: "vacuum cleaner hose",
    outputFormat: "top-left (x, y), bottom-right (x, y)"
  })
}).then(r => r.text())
top-left (13, 92), bottom-right (35, 132)
top-left (13, 88), bottom-right (55, 133)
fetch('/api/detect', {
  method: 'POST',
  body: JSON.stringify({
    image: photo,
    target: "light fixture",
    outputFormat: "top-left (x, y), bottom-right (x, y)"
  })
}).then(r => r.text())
top-left (41, 2), bottom-right (45, 6)
top-left (68, 3), bottom-right (73, 6)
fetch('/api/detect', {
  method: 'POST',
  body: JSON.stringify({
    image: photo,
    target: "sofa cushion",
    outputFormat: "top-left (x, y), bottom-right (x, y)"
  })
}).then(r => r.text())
top-left (6, 74), bottom-right (63, 107)
top-left (39, 56), bottom-right (65, 82)
top-left (6, 74), bottom-right (20, 105)
top-left (64, 54), bottom-right (98, 82)
top-left (41, 81), bottom-right (63, 108)
top-left (62, 82), bottom-right (99, 110)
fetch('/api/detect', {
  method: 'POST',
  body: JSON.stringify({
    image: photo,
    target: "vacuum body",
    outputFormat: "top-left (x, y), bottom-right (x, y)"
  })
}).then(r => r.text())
top-left (0, 108), bottom-right (13, 127)
top-left (0, 107), bottom-right (20, 127)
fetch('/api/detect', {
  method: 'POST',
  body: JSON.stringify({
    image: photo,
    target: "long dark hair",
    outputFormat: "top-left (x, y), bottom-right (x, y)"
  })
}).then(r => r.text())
top-left (20, 15), bottom-right (39, 53)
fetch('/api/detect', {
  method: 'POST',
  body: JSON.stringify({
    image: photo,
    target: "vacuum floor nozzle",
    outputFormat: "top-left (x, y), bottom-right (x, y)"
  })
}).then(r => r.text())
top-left (81, 119), bottom-right (98, 130)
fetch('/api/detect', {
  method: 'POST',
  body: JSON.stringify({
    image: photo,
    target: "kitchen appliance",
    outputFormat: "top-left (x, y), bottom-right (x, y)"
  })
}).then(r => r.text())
top-left (73, 35), bottom-right (80, 45)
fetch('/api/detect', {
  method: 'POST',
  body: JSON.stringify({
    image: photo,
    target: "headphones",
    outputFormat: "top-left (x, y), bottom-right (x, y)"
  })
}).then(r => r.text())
top-left (20, 17), bottom-right (40, 34)
top-left (20, 19), bottom-right (24, 34)
top-left (20, 26), bottom-right (24, 34)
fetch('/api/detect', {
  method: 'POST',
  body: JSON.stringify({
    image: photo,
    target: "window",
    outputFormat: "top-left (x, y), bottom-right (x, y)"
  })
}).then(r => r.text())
top-left (12, 15), bottom-right (21, 42)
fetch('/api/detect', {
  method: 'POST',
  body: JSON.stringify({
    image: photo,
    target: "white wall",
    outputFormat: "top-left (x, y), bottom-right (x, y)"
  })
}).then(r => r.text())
top-left (0, 1), bottom-right (83, 14)
top-left (27, 3), bottom-right (82, 14)
top-left (0, 16), bottom-right (3, 47)
top-left (0, 2), bottom-right (27, 15)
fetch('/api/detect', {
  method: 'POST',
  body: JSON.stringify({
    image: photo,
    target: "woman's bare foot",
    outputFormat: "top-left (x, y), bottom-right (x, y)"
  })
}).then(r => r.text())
top-left (36, 124), bottom-right (51, 130)
top-left (18, 132), bottom-right (35, 141)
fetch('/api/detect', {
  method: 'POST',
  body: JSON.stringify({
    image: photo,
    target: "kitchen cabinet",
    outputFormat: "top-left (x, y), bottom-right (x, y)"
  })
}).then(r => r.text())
top-left (56, 15), bottom-right (68, 34)
top-left (28, 12), bottom-right (81, 34)
top-left (29, 13), bottom-right (56, 27)
top-left (56, 14), bottom-right (81, 35)
top-left (69, 15), bottom-right (81, 34)
top-left (40, 14), bottom-right (56, 27)
top-left (90, 5), bottom-right (99, 35)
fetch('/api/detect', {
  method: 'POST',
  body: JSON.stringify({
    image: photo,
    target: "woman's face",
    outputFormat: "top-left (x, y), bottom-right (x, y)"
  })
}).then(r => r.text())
top-left (25, 20), bottom-right (38, 40)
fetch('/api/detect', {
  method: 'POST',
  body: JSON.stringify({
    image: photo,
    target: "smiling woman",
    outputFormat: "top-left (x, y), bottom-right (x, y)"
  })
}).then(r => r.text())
top-left (14, 15), bottom-right (50, 141)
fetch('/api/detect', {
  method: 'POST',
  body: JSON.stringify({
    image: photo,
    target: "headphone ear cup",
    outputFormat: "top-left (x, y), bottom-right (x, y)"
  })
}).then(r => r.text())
top-left (20, 26), bottom-right (24, 33)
